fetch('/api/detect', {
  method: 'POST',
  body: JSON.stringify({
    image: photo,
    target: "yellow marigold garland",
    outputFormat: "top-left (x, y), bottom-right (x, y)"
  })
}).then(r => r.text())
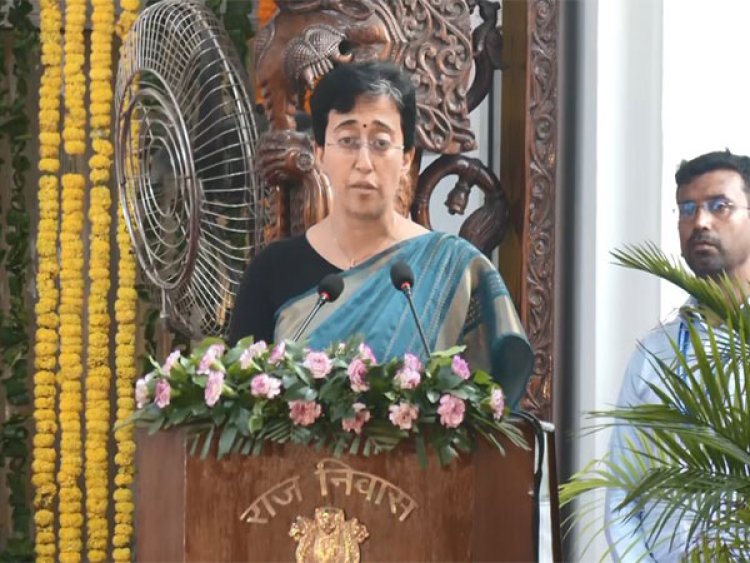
top-left (112, 0), bottom-right (140, 559)
top-left (85, 0), bottom-right (115, 560)
top-left (32, 4), bottom-right (63, 561)
top-left (58, 0), bottom-right (87, 560)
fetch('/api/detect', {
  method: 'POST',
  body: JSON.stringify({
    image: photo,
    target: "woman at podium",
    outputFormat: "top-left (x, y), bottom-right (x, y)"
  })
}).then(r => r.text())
top-left (229, 62), bottom-right (533, 407)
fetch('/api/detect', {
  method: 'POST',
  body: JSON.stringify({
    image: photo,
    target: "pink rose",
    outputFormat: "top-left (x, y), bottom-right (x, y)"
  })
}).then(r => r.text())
top-left (198, 343), bottom-right (225, 374)
top-left (437, 394), bottom-right (466, 428)
top-left (154, 379), bottom-right (171, 409)
top-left (341, 403), bottom-right (371, 435)
top-left (162, 350), bottom-right (181, 374)
top-left (205, 370), bottom-right (225, 407)
top-left (250, 373), bottom-right (282, 399)
top-left (135, 378), bottom-right (149, 408)
top-left (451, 355), bottom-right (471, 380)
top-left (347, 359), bottom-right (370, 392)
top-left (289, 400), bottom-right (322, 426)
top-left (240, 341), bottom-right (268, 369)
top-left (303, 351), bottom-right (333, 379)
top-left (269, 342), bottom-right (286, 365)
top-left (358, 343), bottom-right (377, 364)
top-left (403, 353), bottom-right (422, 372)
top-left (388, 402), bottom-right (419, 430)
top-left (394, 367), bottom-right (421, 390)
top-left (490, 388), bottom-right (505, 420)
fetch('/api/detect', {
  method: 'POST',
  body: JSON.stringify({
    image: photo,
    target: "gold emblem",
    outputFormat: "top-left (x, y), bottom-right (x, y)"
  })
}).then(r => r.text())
top-left (289, 507), bottom-right (369, 563)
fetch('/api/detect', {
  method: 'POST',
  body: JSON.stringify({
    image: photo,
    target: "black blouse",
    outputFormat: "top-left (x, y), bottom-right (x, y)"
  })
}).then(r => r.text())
top-left (227, 235), bottom-right (341, 345)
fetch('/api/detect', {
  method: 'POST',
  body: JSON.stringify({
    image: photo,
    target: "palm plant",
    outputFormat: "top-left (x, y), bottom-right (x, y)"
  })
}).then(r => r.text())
top-left (560, 242), bottom-right (750, 561)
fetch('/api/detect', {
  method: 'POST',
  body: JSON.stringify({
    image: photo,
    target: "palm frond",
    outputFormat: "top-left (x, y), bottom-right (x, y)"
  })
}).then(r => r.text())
top-left (612, 242), bottom-right (750, 340)
top-left (564, 242), bottom-right (750, 560)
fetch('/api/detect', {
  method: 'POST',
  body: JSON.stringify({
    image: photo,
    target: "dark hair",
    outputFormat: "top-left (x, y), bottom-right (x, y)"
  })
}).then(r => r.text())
top-left (675, 150), bottom-right (750, 197)
top-left (310, 61), bottom-right (417, 150)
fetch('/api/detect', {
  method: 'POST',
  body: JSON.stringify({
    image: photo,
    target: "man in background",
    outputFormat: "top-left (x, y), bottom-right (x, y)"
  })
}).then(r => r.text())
top-left (605, 150), bottom-right (750, 561)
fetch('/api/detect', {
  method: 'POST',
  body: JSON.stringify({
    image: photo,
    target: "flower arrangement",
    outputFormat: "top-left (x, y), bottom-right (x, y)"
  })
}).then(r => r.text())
top-left (130, 336), bottom-right (526, 466)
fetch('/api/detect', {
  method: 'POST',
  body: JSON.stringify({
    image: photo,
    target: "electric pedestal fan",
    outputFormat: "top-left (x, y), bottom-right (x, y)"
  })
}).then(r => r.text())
top-left (115, 0), bottom-right (268, 339)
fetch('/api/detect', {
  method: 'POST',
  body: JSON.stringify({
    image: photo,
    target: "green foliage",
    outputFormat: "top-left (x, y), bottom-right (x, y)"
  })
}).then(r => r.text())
top-left (0, 2), bottom-right (38, 558)
top-left (561, 243), bottom-right (750, 560)
top-left (205, 0), bottom-right (254, 65)
top-left (146, 0), bottom-right (255, 65)
top-left (126, 336), bottom-right (527, 466)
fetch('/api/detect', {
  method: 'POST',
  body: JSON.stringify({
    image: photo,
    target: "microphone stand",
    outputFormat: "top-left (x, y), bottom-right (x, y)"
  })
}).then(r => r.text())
top-left (292, 295), bottom-right (327, 342)
top-left (400, 284), bottom-right (430, 358)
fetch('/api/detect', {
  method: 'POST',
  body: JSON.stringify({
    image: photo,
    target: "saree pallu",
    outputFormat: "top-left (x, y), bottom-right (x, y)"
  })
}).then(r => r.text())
top-left (274, 232), bottom-right (533, 407)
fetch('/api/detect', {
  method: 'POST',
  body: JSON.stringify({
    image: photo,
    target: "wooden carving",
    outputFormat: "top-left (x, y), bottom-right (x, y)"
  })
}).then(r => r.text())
top-left (254, 0), bottom-right (509, 255)
top-left (518, 0), bottom-right (558, 419)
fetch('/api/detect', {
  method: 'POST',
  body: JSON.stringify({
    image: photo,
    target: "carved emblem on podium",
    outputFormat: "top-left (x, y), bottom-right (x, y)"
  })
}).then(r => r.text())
top-left (289, 507), bottom-right (369, 563)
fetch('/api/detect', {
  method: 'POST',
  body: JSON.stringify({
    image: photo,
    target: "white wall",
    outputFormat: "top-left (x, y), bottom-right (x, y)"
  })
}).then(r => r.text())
top-left (659, 0), bottom-right (750, 317)
top-left (571, 0), bottom-right (664, 558)
top-left (571, 0), bottom-right (750, 559)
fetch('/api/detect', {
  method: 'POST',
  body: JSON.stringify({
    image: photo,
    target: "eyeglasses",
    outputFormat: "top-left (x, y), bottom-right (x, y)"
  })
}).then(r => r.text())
top-left (676, 196), bottom-right (750, 221)
top-left (326, 136), bottom-right (404, 155)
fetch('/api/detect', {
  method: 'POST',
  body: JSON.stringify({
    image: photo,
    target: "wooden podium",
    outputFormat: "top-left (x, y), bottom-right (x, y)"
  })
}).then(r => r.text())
top-left (135, 420), bottom-right (540, 562)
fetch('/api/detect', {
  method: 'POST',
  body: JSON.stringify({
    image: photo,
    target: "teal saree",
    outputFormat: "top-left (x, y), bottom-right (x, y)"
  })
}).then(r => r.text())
top-left (274, 232), bottom-right (533, 407)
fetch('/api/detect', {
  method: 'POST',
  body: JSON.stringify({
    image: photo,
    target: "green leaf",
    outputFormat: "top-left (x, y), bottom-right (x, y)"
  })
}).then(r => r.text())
top-left (200, 426), bottom-right (215, 459)
top-left (472, 369), bottom-right (493, 386)
top-left (430, 345), bottom-right (466, 359)
top-left (147, 417), bottom-right (165, 434)
top-left (348, 435), bottom-right (361, 455)
top-left (435, 366), bottom-right (464, 390)
top-left (248, 413), bottom-right (264, 434)
top-left (218, 426), bottom-right (238, 459)
top-left (282, 382), bottom-right (316, 402)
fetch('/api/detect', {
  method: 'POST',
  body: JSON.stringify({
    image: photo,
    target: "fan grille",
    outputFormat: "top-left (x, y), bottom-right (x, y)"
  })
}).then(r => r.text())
top-left (115, 0), bottom-right (268, 338)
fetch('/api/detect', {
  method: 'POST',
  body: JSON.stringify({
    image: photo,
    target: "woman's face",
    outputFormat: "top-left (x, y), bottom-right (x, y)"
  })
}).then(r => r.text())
top-left (315, 95), bottom-right (414, 221)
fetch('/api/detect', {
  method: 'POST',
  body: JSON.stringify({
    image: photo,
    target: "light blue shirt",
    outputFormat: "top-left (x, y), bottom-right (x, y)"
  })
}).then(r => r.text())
top-left (604, 303), bottom-right (695, 562)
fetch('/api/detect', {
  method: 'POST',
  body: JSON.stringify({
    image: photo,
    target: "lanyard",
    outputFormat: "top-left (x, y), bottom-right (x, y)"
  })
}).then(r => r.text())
top-left (677, 319), bottom-right (690, 379)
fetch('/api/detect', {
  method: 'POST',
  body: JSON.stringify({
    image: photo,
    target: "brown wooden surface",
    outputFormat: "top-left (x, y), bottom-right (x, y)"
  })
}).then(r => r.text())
top-left (134, 428), bottom-right (187, 562)
top-left (499, 0), bottom-right (559, 419)
top-left (135, 422), bottom-right (537, 562)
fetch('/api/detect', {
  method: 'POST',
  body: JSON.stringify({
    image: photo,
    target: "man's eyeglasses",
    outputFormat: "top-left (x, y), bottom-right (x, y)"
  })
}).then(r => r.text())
top-left (676, 196), bottom-right (750, 221)
top-left (326, 136), bottom-right (404, 155)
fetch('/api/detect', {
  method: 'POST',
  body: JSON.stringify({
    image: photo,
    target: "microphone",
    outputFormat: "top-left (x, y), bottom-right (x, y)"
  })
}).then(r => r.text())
top-left (390, 260), bottom-right (430, 358)
top-left (292, 273), bottom-right (344, 342)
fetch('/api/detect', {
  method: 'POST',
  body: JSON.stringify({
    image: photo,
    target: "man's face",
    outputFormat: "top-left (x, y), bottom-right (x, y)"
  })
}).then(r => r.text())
top-left (315, 95), bottom-right (414, 221)
top-left (677, 169), bottom-right (750, 279)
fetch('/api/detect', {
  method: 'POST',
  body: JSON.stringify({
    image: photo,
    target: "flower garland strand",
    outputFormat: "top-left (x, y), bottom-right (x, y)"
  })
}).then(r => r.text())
top-left (85, 0), bottom-right (115, 559)
top-left (58, 0), bottom-right (87, 559)
top-left (112, 1), bottom-right (140, 559)
top-left (32, 1), bottom-right (63, 560)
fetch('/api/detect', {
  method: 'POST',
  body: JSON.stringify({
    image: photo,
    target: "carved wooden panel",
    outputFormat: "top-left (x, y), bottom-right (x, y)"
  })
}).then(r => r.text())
top-left (524, 0), bottom-right (558, 420)
top-left (500, 0), bottom-right (558, 419)
top-left (256, 0), bottom-right (476, 154)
